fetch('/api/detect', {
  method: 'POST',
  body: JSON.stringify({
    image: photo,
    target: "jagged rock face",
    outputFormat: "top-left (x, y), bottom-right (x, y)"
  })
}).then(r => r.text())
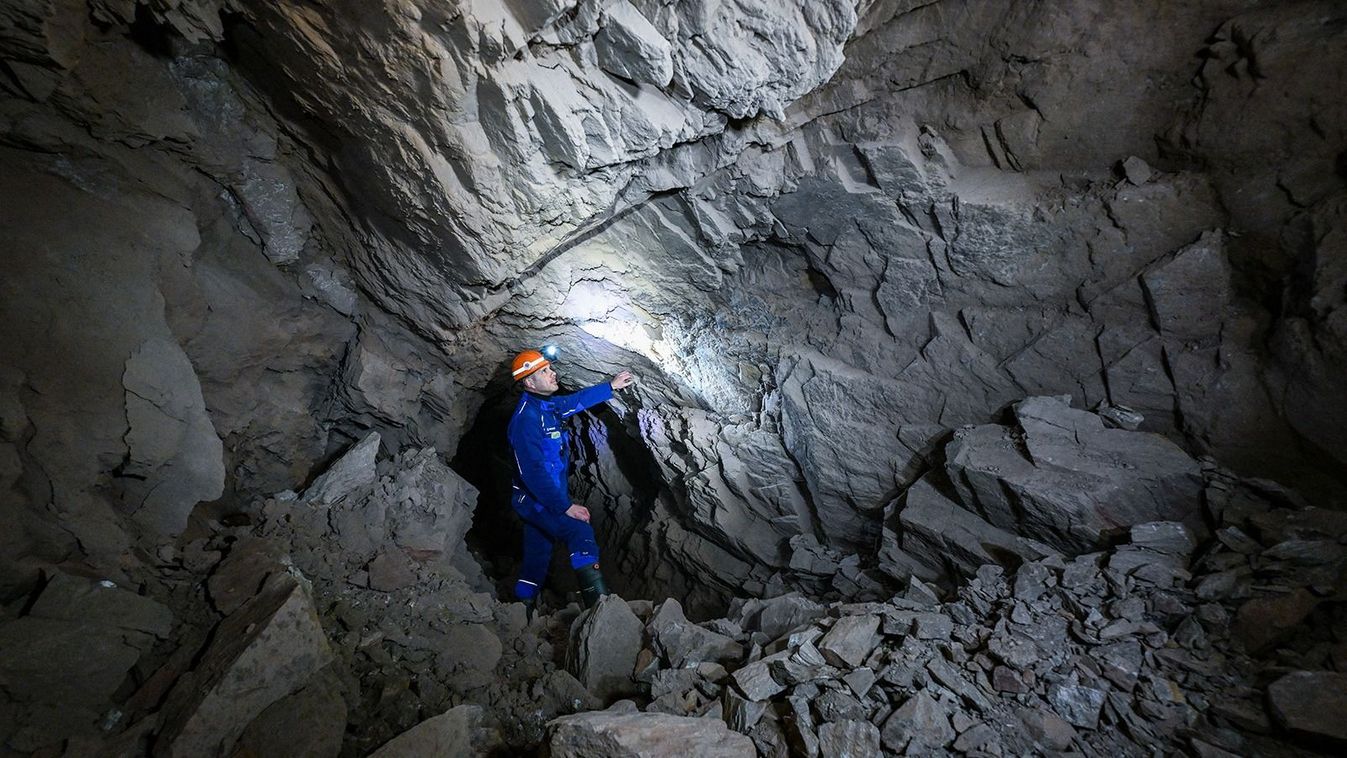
top-left (1, 2), bottom-right (1346, 742)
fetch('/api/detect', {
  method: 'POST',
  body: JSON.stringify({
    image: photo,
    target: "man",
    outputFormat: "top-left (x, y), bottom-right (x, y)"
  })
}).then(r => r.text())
top-left (507, 348), bottom-right (635, 611)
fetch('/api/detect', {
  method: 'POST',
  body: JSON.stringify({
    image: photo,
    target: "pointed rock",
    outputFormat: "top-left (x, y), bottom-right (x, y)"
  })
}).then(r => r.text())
top-left (368, 705), bottom-right (489, 757)
top-left (156, 573), bottom-right (333, 757)
top-left (571, 595), bottom-right (643, 703)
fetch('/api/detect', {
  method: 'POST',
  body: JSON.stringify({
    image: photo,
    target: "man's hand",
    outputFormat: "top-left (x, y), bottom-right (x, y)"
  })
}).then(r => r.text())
top-left (610, 371), bottom-right (635, 390)
top-left (565, 504), bottom-right (591, 523)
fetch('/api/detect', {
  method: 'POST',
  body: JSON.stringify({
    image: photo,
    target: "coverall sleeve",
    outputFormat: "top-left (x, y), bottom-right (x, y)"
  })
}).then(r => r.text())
top-left (509, 411), bottom-right (572, 515)
top-left (549, 382), bottom-right (614, 419)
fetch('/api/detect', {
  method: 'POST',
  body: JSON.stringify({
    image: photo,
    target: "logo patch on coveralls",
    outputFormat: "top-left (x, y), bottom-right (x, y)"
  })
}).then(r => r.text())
top-left (549, 431), bottom-right (561, 439)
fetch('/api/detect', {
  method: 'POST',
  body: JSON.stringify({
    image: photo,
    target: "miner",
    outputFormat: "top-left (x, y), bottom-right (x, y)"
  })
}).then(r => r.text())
top-left (507, 348), bottom-right (635, 612)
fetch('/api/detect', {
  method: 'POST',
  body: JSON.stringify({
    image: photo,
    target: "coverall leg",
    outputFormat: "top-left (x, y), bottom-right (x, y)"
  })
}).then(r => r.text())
top-left (513, 506), bottom-right (600, 600)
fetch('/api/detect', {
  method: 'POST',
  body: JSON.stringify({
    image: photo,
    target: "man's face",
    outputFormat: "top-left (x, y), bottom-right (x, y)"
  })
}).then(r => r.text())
top-left (524, 364), bottom-right (558, 395)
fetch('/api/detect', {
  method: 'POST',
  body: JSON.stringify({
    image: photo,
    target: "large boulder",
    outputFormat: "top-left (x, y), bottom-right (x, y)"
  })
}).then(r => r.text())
top-left (946, 396), bottom-right (1203, 552)
top-left (1266, 671), bottom-right (1347, 747)
top-left (156, 572), bottom-right (333, 757)
top-left (382, 447), bottom-right (479, 558)
top-left (570, 596), bottom-right (644, 703)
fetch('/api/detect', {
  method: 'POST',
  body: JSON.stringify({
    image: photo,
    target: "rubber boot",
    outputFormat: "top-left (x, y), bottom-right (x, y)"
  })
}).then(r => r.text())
top-left (522, 596), bottom-right (538, 623)
top-left (575, 563), bottom-right (609, 608)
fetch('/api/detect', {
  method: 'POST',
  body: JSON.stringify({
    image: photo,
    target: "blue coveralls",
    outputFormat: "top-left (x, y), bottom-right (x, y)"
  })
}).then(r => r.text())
top-left (507, 382), bottom-right (613, 600)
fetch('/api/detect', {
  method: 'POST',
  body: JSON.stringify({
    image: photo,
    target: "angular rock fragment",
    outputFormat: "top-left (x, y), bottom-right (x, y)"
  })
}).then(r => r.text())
top-left (1049, 682), bottom-right (1106, 729)
top-left (842, 667), bottom-right (875, 699)
top-left (540, 670), bottom-right (604, 718)
top-left (383, 447), bottom-right (479, 558)
top-left (788, 534), bottom-right (842, 576)
top-left (783, 694), bottom-right (820, 756)
top-left (881, 691), bottom-right (953, 751)
top-left (946, 396), bottom-right (1203, 552)
top-left (953, 722), bottom-right (998, 752)
top-left (595, 1), bottom-right (673, 87)
top-left (157, 573), bottom-right (333, 757)
top-left (733, 593), bottom-right (826, 640)
top-left (368, 705), bottom-right (488, 757)
top-left (548, 711), bottom-right (754, 757)
top-left (1121, 155), bottom-right (1154, 185)
top-left (1266, 671), bottom-right (1347, 746)
top-left (817, 719), bottom-right (879, 757)
top-left (927, 658), bottom-right (992, 712)
top-left (649, 598), bottom-right (742, 667)
top-left (817, 614), bottom-right (880, 668)
top-left (731, 652), bottom-right (789, 702)
top-left (1017, 707), bottom-right (1077, 751)
top-left (1231, 588), bottom-right (1319, 655)
top-left (723, 689), bottom-right (768, 733)
top-left (302, 431), bottom-right (379, 505)
top-left (207, 538), bottom-right (286, 614)
top-left (887, 475), bottom-right (1058, 582)
top-left (1096, 640), bottom-right (1143, 692)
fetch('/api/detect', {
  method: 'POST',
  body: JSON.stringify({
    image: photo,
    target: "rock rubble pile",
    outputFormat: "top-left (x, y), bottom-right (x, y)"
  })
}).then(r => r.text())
top-left (554, 467), bottom-right (1346, 757)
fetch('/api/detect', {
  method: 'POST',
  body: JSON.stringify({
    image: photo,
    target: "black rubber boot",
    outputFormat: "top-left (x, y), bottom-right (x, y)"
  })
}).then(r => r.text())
top-left (521, 596), bottom-right (537, 623)
top-left (575, 563), bottom-right (609, 608)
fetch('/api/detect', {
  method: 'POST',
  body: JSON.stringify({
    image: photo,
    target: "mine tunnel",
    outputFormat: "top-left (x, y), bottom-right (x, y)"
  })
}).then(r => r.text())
top-left (2, 0), bottom-right (1347, 756)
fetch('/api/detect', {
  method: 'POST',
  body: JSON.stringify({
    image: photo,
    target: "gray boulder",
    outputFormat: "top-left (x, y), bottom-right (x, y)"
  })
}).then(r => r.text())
top-left (732, 593), bottom-right (826, 641)
top-left (817, 615), bottom-right (880, 669)
top-left (946, 396), bottom-right (1202, 552)
top-left (368, 705), bottom-right (488, 757)
top-left (156, 573), bottom-right (333, 757)
top-left (649, 598), bottom-right (743, 667)
top-left (595, 1), bottom-right (673, 87)
top-left (884, 474), bottom-right (1059, 582)
top-left (383, 447), bottom-right (479, 558)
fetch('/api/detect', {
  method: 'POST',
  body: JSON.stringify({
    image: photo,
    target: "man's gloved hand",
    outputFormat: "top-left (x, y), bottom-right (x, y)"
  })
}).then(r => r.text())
top-left (565, 504), bottom-right (591, 522)
top-left (610, 371), bottom-right (635, 390)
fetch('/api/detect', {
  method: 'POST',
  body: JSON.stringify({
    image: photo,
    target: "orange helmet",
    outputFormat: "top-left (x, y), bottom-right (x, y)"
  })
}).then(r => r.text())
top-left (511, 350), bottom-right (550, 381)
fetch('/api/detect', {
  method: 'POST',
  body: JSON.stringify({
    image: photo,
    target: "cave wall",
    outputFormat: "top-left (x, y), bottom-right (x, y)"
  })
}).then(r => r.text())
top-left (1, 0), bottom-right (1344, 611)
top-left (0, 0), bottom-right (479, 596)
